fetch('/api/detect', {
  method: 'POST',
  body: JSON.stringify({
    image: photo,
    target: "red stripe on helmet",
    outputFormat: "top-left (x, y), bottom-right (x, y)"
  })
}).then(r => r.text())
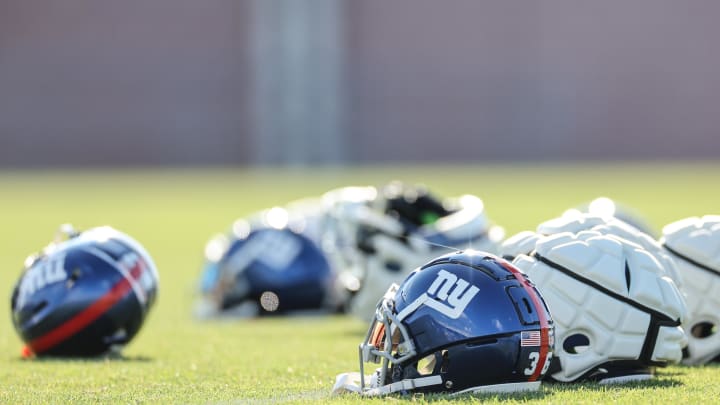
top-left (499, 260), bottom-right (551, 382)
top-left (25, 276), bottom-right (134, 355)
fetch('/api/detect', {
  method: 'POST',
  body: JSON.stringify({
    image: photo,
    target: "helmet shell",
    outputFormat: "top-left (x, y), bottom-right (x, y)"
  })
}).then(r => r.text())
top-left (11, 226), bottom-right (158, 357)
top-left (390, 251), bottom-right (554, 391)
top-left (202, 227), bottom-right (334, 314)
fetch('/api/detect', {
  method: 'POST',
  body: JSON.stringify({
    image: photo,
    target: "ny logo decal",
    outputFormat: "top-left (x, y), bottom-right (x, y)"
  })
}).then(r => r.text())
top-left (422, 269), bottom-right (479, 319)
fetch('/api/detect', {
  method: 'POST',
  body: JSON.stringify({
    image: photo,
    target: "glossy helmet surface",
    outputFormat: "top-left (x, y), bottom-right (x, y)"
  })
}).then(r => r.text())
top-left (512, 231), bottom-right (687, 383)
top-left (661, 215), bottom-right (720, 365)
top-left (11, 225), bottom-right (159, 357)
top-left (332, 251), bottom-right (554, 396)
top-left (321, 182), bottom-right (504, 320)
top-left (198, 215), bottom-right (337, 317)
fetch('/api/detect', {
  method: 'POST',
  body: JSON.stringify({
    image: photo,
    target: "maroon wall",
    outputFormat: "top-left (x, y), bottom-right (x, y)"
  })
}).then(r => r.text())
top-left (1, 1), bottom-right (719, 167)
top-left (0, 1), bottom-right (252, 166)
top-left (347, 0), bottom-right (720, 162)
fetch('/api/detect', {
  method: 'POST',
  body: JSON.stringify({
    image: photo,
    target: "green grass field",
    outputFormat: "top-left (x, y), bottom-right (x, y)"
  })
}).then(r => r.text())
top-left (1, 162), bottom-right (719, 404)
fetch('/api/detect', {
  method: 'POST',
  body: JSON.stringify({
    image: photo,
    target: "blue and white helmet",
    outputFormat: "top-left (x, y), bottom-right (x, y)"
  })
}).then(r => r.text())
top-left (197, 205), bottom-right (341, 318)
top-left (11, 225), bottom-right (158, 357)
top-left (321, 182), bottom-right (504, 320)
top-left (661, 215), bottom-right (720, 365)
top-left (332, 251), bottom-right (554, 396)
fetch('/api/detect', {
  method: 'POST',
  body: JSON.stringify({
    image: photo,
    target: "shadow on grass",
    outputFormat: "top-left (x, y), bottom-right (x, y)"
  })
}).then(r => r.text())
top-left (14, 353), bottom-right (154, 363)
top-left (423, 389), bottom-right (551, 403)
top-left (415, 375), bottom-right (684, 403)
top-left (654, 368), bottom-right (690, 378)
top-left (297, 373), bottom-right (688, 404)
top-left (550, 377), bottom-right (683, 390)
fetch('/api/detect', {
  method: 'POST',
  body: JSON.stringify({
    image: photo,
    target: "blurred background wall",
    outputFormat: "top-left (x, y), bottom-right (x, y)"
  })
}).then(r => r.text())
top-left (1, 0), bottom-right (719, 167)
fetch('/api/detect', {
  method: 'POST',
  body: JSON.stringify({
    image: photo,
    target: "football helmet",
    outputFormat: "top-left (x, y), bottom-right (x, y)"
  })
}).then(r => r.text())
top-left (512, 231), bottom-right (687, 383)
top-left (321, 182), bottom-right (504, 320)
top-left (11, 225), bottom-right (159, 357)
top-left (661, 215), bottom-right (720, 365)
top-left (197, 211), bottom-right (339, 317)
top-left (332, 251), bottom-right (554, 396)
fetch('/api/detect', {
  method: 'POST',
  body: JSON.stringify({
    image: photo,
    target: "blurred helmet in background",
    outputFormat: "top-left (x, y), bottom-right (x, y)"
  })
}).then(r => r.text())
top-left (332, 251), bottom-right (554, 396)
top-left (11, 225), bottom-right (159, 357)
top-left (197, 209), bottom-right (340, 317)
top-left (321, 181), bottom-right (504, 320)
top-left (661, 215), bottom-right (720, 365)
top-left (511, 231), bottom-right (686, 383)
top-left (563, 196), bottom-right (656, 237)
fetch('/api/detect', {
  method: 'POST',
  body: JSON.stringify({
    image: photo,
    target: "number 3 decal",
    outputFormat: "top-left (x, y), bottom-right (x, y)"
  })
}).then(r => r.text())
top-left (524, 351), bottom-right (553, 376)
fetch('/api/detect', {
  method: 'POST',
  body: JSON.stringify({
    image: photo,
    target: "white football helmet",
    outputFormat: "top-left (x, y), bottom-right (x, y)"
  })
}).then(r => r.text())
top-left (661, 215), bottom-right (720, 365)
top-left (512, 231), bottom-right (687, 383)
top-left (320, 182), bottom-right (504, 320)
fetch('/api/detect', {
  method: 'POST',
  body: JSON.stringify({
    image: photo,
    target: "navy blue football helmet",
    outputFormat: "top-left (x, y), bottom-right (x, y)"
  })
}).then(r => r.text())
top-left (11, 225), bottom-right (159, 357)
top-left (332, 251), bottom-right (554, 396)
top-left (197, 221), bottom-right (338, 317)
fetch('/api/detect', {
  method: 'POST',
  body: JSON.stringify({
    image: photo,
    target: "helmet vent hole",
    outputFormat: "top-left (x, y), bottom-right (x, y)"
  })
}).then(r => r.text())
top-left (384, 260), bottom-right (402, 272)
top-left (691, 322), bottom-right (717, 338)
top-left (624, 260), bottom-right (632, 291)
top-left (563, 333), bottom-right (590, 354)
top-left (522, 298), bottom-right (533, 314)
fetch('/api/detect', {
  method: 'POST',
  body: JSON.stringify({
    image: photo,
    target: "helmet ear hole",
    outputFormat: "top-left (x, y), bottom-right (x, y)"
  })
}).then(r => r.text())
top-left (440, 349), bottom-right (450, 373)
top-left (691, 322), bottom-right (717, 339)
top-left (31, 301), bottom-right (49, 317)
top-left (416, 353), bottom-right (438, 375)
top-left (563, 333), bottom-right (591, 354)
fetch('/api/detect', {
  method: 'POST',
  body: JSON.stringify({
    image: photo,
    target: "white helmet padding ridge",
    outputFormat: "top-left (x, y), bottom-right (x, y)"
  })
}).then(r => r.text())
top-left (563, 196), bottom-right (656, 237)
top-left (661, 215), bottom-right (720, 365)
top-left (501, 231), bottom-right (541, 261)
top-left (501, 213), bottom-right (683, 290)
top-left (512, 231), bottom-right (687, 383)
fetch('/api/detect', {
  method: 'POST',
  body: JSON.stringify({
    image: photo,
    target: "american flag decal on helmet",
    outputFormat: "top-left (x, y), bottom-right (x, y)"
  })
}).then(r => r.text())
top-left (521, 330), bottom-right (541, 347)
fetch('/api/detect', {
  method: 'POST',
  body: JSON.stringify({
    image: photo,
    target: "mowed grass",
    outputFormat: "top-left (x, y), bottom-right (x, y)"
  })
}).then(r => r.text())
top-left (0, 162), bottom-right (719, 404)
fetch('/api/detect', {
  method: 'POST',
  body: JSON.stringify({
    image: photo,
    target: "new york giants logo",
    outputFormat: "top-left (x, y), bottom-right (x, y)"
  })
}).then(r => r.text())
top-left (226, 230), bottom-right (302, 276)
top-left (422, 269), bottom-right (479, 319)
top-left (16, 252), bottom-right (68, 308)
